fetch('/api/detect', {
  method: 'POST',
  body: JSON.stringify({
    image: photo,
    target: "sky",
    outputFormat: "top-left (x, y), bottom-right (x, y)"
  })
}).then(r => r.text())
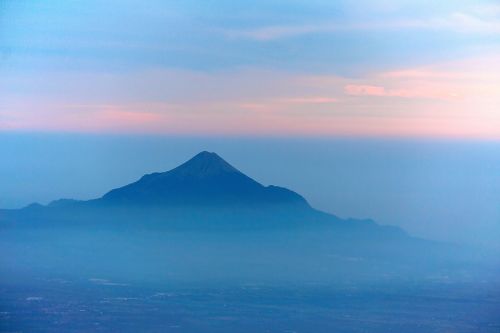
top-left (0, 1), bottom-right (500, 248)
top-left (1, 0), bottom-right (499, 138)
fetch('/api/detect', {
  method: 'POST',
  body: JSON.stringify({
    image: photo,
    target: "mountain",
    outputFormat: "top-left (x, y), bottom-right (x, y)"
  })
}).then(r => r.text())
top-left (1, 151), bottom-right (487, 285)
top-left (1, 151), bottom-right (403, 235)
top-left (100, 151), bottom-right (309, 208)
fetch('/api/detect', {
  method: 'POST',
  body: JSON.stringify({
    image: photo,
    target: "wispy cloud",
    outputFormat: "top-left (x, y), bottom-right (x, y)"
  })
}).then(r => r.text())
top-left (344, 84), bottom-right (461, 100)
top-left (277, 97), bottom-right (338, 104)
top-left (224, 8), bottom-right (500, 41)
top-left (1, 52), bottom-right (499, 139)
top-left (0, 102), bottom-right (166, 133)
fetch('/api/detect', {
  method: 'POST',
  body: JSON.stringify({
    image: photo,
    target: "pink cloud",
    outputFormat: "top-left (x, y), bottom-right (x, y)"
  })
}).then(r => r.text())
top-left (344, 85), bottom-right (387, 96)
top-left (279, 97), bottom-right (338, 104)
top-left (344, 84), bottom-right (462, 100)
top-left (88, 108), bottom-right (162, 131)
top-left (0, 103), bottom-right (165, 133)
top-left (380, 69), bottom-right (462, 80)
top-left (2, 56), bottom-right (499, 140)
top-left (236, 96), bottom-right (337, 113)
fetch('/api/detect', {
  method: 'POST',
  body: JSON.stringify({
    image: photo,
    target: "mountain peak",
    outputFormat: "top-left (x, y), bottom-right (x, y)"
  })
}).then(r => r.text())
top-left (171, 151), bottom-right (240, 178)
top-left (194, 151), bottom-right (219, 158)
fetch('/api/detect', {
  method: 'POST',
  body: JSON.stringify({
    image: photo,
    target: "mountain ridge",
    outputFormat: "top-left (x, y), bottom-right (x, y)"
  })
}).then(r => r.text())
top-left (2, 151), bottom-right (405, 236)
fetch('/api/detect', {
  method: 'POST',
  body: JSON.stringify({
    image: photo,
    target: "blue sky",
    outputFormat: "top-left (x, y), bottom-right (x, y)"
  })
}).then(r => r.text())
top-left (1, 0), bottom-right (499, 138)
top-left (2, 0), bottom-right (499, 73)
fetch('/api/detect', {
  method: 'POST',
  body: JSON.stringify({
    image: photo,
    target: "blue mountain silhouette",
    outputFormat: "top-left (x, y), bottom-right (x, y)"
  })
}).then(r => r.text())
top-left (2, 151), bottom-right (405, 237)
top-left (101, 151), bottom-right (309, 207)
top-left (0, 152), bottom-right (478, 282)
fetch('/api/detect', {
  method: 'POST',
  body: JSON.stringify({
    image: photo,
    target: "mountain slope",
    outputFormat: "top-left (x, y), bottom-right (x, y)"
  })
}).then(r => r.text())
top-left (99, 151), bottom-right (309, 208)
top-left (2, 151), bottom-right (488, 284)
top-left (0, 151), bottom-right (405, 236)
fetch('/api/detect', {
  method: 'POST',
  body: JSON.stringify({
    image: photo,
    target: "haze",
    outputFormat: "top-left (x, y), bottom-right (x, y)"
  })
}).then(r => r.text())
top-left (1, 133), bottom-right (499, 249)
